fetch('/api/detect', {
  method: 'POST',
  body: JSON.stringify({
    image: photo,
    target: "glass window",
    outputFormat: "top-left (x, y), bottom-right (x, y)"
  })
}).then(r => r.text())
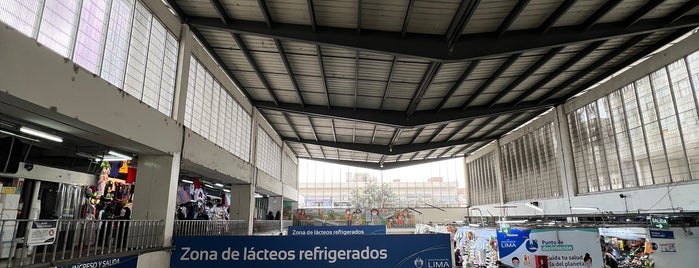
top-left (73, 0), bottom-right (109, 74)
top-left (123, 1), bottom-right (151, 99)
top-left (0, 0), bottom-right (42, 37)
top-left (636, 77), bottom-right (671, 185)
top-left (623, 84), bottom-right (653, 186)
top-left (101, 0), bottom-right (134, 88)
top-left (682, 53), bottom-right (699, 180)
top-left (651, 68), bottom-right (690, 182)
top-left (37, 0), bottom-right (81, 57)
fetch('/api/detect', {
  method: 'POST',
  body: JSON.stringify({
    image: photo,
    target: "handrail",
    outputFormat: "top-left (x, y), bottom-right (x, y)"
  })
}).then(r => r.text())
top-left (0, 219), bottom-right (164, 268)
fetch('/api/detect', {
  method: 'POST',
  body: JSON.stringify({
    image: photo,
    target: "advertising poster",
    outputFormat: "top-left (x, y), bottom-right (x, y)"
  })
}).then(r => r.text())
top-left (288, 225), bottom-right (386, 235)
top-left (172, 234), bottom-right (451, 268)
top-left (497, 228), bottom-right (603, 268)
top-left (27, 220), bottom-right (57, 246)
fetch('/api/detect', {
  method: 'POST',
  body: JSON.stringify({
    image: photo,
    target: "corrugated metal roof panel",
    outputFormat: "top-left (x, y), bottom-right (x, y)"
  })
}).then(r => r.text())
top-left (415, 97), bottom-right (442, 111)
top-left (421, 82), bottom-right (450, 99)
top-left (556, 0), bottom-right (608, 27)
top-left (361, 0), bottom-right (409, 32)
top-left (286, 54), bottom-right (321, 75)
top-left (251, 52), bottom-right (288, 73)
top-left (221, 0), bottom-right (266, 21)
top-left (233, 70), bottom-right (265, 88)
top-left (314, 0), bottom-right (358, 28)
top-left (323, 57), bottom-right (358, 80)
top-left (597, 0), bottom-right (646, 23)
top-left (267, 0), bottom-right (311, 25)
top-left (359, 59), bottom-right (393, 81)
top-left (393, 61), bottom-right (430, 83)
top-left (280, 41), bottom-right (316, 56)
top-left (463, 0), bottom-right (516, 34)
top-left (329, 93), bottom-right (356, 107)
top-left (381, 97), bottom-right (411, 111)
top-left (198, 29), bottom-right (239, 49)
top-left (320, 46), bottom-right (357, 58)
top-left (176, 0), bottom-right (219, 17)
top-left (385, 81), bottom-right (420, 99)
top-left (214, 49), bottom-right (252, 71)
top-left (300, 92), bottom-right (329, 106)
top-left (433, 62), bottom-right (471, 83)
top-left (408, 0), bottom-right (462, 35)
top-left (509, 0), bottom-right (561, 31)
top-left (240, 35), bottom-right (278, 52)
top-left (265, 72), bottom-right (294, 90)
top-left (357, 79), bottom-right (388, 98)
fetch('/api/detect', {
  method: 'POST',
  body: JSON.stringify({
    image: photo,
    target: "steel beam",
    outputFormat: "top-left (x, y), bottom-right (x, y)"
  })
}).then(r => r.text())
top-left (580, 0), bottom-right (622, 31)
top-left (256, 99), bottom-right (557, 127)
top-left (316, 45), bottom-right (331, 108)
top-left (401, 0), bottom-right (416, 38)
top-left (407, 62), bottom-right (442, 116)
top-left (257, 0), bottom-right (273, 28)
top-left (307, 0), bottom-right (317, 31)
top-left (380, 57), bottom-right (399, 111)
top-left (436, 60), bottom-right (480, 111)
top-left (446, 0), bottom-right (480, 49)
top-left (303, 156), bottom-right (463, 170)
top-left (512, 40), bottom-right (605, 106)
top-left (284, 135), bottom-right (497, 156)
top-left (480, 112), bottom-right (523, 138)
top-left (307, 116), bottom-right (319, 141)
top-left (330, 119), bottom-right (337, 142)
top-left (357, 0), bottom-right (363, 33)
top-left (274, 39), bottom-right (305, 106)
top-left (562, 27), bottom-right (696, 101)
top-left (354, 51), bottom-right (359, 110)
top-left (189, 27), bottom-right (252, 102)
top-left (539, 0), bottom-right (576, 34)
top-left (410, 127), bottom-right (425, 144)
top-left (438, 146), bottom-right (455, 158)
top-left (537, 34), bottom-right (649, 102)
top-left (461, 116), bottom-right (497, 140)
top-left (461, 53), bottom-right (520, 109)
top-left (663, 1), bottom-right (699, 25)
top-left (370, 125), bottom-right (377, 145)
top-left (281, 113), bottom-right (301, 140)
top-left (428, 124), bottom-right (449, 142)
top-left (187, 15), bottom-right (699, 62)
top-left (231, 33), bottom-right (280, 105)
top-left (389, 128), bottom-right (403, 147)
top-left (496, 0), bottom-right (530, 38)
top-left (486, 47), bottom-right (562, 108)
top-left (624, 0), bottom-right (665, 27)
top-left (208, 0), bottom-right (232, 25)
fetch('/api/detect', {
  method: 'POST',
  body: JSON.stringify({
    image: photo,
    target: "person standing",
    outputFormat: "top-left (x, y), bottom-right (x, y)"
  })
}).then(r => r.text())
top-left (274, 211), bottom-right (281, 220)
top-left (454, 248), bottom-right (464, 267)
top-left (266, 211), bottom-right (274, 220)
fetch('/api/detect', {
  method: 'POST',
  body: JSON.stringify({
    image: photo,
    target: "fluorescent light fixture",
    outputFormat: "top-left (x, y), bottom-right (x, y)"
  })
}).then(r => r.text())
top-left (181, 179), bottom-right (193, 184)
top-left (223, 189), bottom-right (230, 193)
top-left (100, 157), bottom-right (131, 162)
top-left (571, 207), bottom-right (600, 211)
top-left (204, 184), bottom-right (214, 189)
top-left (0, 129), bottom-right (41, 142)
top-left (496, 220), bottom-right (528, 224)
top-left (525, 202), bottom-right (544, 213)
top-left (468, 223), bottom-right (480, 227)
top-left (254, 193), bottom-right (264, 198)
top-left (214, 183), bottom-right (224, 187)
top-left (108, 151), bottom-right (132, 160)
top-left (19, 126), bottom-right (63, 142)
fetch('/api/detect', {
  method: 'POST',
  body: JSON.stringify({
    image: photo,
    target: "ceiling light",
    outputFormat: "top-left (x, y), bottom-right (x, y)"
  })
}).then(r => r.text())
top-left (496, 220), bottom-right (528, 224)
top-left (571, 207), bottom-right (600, 211)
top-left (100, 157), bottom-right (131, 162)
top-left (254, 193), bottom-right (263, 198)
top-left (19, 126), bottom-right (63, 142)
top-left (214, 183), bottom-right (224, 187)
top-left (223, 189), bottom-right (230, 193)
top-left (181, 179), bottom-right (193, 184)
top-left (0, 129), bottom-right (40, 142)
top-left (525, 202), bottom-right (544, 213)
top-left (204, 184), bottom-right (214, 189)
top-left (108, 151), bottom-right (132, 160)
top-left (468, 223), bottom-right (480, 227)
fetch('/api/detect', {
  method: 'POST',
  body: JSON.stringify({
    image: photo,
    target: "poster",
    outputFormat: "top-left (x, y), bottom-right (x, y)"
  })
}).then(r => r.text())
top-left (26, 220), bottom-right (57, 246)
top-left (497, 228), bottom-right (603, 268)
top-left (172, 234), bottom-right (451, 268)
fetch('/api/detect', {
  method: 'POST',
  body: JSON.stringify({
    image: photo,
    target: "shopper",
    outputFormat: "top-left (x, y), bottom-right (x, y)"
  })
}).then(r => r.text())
top-left (274, 211), bottom-right (281, 220)
top-left (266, 211), bottom-right (274, 220)
top-left (454, 248), bottom-right (463, 267)
top-left (604, 247), bottom-right (619, 268)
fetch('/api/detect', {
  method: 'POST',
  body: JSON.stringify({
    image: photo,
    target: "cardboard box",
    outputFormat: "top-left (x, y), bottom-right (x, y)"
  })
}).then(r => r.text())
top-left (0, 209), bottom-right (17, 220)
top-left (0, 194), bottom-right (20, 209)
top-left (0, 187), bottom-right (15, 194)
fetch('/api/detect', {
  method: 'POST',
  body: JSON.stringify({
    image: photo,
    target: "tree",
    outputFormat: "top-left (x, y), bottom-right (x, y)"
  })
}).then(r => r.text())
top-left (349, 183), bottom-right (396, 208)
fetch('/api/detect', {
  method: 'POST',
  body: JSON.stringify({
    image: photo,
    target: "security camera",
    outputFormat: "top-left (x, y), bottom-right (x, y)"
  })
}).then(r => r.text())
top-left (619, 194), bottom-right (627, 199)
top-left (24, 163), bottom-right (34, 171)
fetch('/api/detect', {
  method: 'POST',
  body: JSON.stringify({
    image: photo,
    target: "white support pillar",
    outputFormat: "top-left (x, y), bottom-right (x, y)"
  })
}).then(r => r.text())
top-left (131, 154), bottom-right (180, 268)
top-left (554, 106), bottom-right (577, 213)
top-left (230, 184), bottom-right (255, 234)
top-left (173, 25), bottom-right (193, 123)
top-left (493, 140), bottom-right (506, 205)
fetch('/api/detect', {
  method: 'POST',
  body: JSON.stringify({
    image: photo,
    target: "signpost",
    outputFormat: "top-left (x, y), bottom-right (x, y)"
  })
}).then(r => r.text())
top-left (650, 216), bottom-right (669, 230)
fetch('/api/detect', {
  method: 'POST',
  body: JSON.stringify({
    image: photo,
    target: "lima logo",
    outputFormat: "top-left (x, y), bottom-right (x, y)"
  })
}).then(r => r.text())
top-left (526, 239), bottom-right (539, 253)
top-left (414, 257), bottom-right (424, 268)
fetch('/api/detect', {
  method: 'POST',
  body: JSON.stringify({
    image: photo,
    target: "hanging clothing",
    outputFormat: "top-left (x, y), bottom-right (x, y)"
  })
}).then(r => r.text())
top-left (126, 167), bottom-right (137, 183)
top-left (109, 162), bottom-right (122, 178)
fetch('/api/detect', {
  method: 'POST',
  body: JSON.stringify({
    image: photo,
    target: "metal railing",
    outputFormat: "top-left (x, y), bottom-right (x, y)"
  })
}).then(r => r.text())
top-left (293, 219), bottom-right (416, 229)
top-left (0, 219), bottom-right (163, 267)
top-left (174, 220), bottom-right (293, 236)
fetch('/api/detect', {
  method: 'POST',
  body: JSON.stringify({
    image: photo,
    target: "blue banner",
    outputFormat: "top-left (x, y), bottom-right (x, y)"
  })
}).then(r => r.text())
top-left (57, 255), bottom-right (138, 268)
top-left (172, 234), bottom-right (451, 268)
top-left (288, 225), bottom-right (386, 235)
top-left (649, 230), bottom-right (674, 239)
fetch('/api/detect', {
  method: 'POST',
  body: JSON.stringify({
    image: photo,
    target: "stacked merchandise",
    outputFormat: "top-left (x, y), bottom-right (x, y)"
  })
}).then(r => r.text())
top-left (0, 192), bottom-right (20, 258)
